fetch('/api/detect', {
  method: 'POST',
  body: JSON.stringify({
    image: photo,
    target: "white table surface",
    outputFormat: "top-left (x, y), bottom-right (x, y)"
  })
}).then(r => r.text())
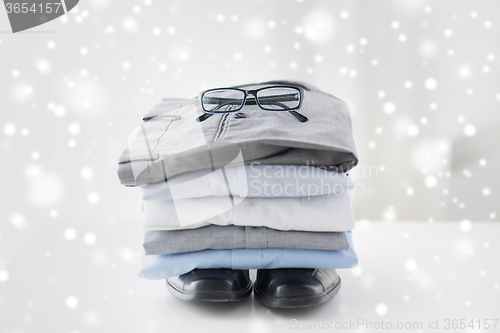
top-left (1, 220), bottom-right (499, 333)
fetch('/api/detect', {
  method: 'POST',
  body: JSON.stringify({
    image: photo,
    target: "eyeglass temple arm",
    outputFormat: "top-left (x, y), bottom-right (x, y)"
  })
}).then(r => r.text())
top-left (197, 99), bottom-right (308, 123)
top-left (196, 113), bottom-right (212, 122)
top-left (196, 101), bottom-right (236, 122)
top-left (288, 110), bottom-right (308, 123)
top-left (267, 102), bottom-right (308, 123)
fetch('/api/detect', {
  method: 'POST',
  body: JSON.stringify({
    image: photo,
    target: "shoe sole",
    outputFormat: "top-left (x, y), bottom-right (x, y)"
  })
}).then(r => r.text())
top-left (166, 279), bottom-right (253, 302)
top-left (254, 276), bottom-right (341, 308)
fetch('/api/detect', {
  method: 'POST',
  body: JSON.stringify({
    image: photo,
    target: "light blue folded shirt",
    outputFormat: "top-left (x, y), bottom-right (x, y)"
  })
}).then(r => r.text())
top-left (138, 231), bottom-right (357, 279)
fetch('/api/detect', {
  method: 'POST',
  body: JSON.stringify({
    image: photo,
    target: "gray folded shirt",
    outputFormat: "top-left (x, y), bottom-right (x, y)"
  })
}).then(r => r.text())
top-left (143, 225), bottom-right (350, 255)
top-left (118, 80), bottom-right (358, 186)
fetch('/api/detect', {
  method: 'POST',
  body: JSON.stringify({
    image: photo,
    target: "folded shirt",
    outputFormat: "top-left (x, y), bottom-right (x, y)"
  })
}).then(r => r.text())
top-left (118, 80), bottom-right (358, 187)
top-left (142, 190), bottom-right (355, 231)
top-left (144, 225), bottom-right (349, 255)
top-left (142, 163), bottom-right (354, 200)
top-left (139, 232), bottom-right (358, 279)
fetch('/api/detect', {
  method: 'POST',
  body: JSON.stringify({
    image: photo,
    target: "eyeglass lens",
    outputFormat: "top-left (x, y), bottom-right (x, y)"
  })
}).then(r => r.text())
top-left (256, 87), bottom-right (300, 111)
top-left (202, 89), bottom-right (245, 112)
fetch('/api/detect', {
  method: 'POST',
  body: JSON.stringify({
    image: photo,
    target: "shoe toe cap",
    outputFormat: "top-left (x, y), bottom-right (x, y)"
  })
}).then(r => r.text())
top-left (183, 277), bottom-right (243, 293)
top-left (256, 268), bottom-right (339, 298)
top-left (271, 281), bottom-right (324, 298)
top-left (168, 269), bottom-right (250, 293)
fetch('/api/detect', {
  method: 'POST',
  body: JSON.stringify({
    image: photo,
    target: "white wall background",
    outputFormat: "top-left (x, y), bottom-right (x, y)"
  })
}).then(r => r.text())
top-left (2, 0), bottom-right (499, 227)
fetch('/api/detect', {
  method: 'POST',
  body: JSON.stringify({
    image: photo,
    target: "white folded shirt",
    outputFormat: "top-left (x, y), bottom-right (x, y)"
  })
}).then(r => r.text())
top-left (142, 189), bottom-right (355, 232)
top-left (141, 164), bottom-right (354, 200)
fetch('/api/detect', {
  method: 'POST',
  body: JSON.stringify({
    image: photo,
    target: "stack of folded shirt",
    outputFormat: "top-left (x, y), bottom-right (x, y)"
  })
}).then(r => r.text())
top-left (117, 80), bottom-right (359, 280)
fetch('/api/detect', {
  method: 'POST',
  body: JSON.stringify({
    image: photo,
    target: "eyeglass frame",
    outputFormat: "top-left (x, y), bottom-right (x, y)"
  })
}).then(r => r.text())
top-left (198, 85), bottom-right (305, 114)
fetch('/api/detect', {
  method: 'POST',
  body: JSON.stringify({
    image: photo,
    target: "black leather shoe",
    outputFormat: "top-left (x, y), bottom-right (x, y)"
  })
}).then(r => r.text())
top-left (254, 268), bottom-right (341, 308)
top-left (166, 269), bottom-right (253, 302)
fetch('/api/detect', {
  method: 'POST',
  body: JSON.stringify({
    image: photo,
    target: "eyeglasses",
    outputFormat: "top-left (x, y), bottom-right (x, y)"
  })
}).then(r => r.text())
top-left (196, 85), bottom-right (308, 123)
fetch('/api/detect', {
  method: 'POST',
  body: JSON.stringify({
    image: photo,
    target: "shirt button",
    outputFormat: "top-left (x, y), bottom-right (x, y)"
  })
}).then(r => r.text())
top-left (234, 112), bottom-right (247, 119)
top-left (243, 198), bottom-right (254, 207)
